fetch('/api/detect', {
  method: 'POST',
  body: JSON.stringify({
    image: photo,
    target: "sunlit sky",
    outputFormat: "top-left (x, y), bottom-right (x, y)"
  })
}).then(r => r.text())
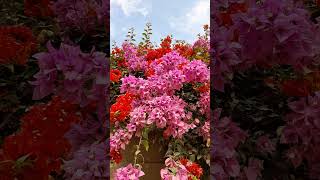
top-left (110, 0), bottom-right (210, 45)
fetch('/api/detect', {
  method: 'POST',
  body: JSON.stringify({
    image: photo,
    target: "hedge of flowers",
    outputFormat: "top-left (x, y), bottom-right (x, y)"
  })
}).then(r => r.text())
top-left (0, 0), bottom-right (109, 179)
top-left (110, 24), bottom-right (210, 179)
top-left (212, 0), bottom-right (320, 179)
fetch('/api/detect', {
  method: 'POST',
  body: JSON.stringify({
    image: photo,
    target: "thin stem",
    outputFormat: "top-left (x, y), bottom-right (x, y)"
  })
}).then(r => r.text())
top-left (134, 136), bottom-right (143, 166)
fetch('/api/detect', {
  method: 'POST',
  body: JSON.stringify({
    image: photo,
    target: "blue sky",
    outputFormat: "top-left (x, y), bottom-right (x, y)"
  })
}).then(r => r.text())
top-left (110, 0), bottom-right (209, 45)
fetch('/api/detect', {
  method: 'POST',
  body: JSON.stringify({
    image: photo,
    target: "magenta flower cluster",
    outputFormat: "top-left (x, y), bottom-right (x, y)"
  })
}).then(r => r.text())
top-left (281, 91), bottom-right (320, 177)
top-left (110, 47), bottom-right (210, 155)
top-left (211, 108), bottom-right (247, 179)
top-left (212, 0), bottom-right (320, 91)
top-left (52, 0), bottom-right (109, 33)
top-left (31, 42), bottom-right (108, 120)
top-left (114, 164), bottom-right (145, 180)
top-left (31, 42), bottom-right (108, 178)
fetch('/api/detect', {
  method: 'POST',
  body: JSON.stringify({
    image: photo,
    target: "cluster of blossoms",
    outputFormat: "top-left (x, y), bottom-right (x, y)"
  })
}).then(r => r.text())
top-left (160, 158), bottom-right (203, 180)
top-left (52, 0), bottom-right (109, 33)
top-left (212, 0), bottom-right (320, 91)
top-left (114, 164), bottom-right (145, 180)
top-left (1, 0), bottom-right (110, 179)
top-left (110, 93), bottom-right (135, 124)
top-left (211, 108), bottom-right (247, 179)
top-left (24, 0), bottom-right (54, 17)
top-left (29, 43), bottom-right (109, 178)
top-left (30, 42), bottom-right (108, 121)
top-left (110, 27), bottom-right (210, 179)
top-left (0, 26), bottom-right (37, 65)
top-left (0, 97), bottom-right (80, 179)
top-left (281, 92), bottom-right (320, 177)
top-left (211, 0), bottom-right (320, 179)
top-left (110, 50), bottom-right (209, 152)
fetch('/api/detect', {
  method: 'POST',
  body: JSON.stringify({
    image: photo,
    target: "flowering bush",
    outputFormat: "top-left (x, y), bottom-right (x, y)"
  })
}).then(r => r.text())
top-left (110, 24), bottom-right (210, 179)
top-left (212, 0), bottom-right (320, 179)
top-left (0, 0), bottom-right (109, 179)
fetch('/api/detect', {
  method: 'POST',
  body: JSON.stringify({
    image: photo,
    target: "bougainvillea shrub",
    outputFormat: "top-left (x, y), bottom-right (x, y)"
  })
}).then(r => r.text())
top-left (211, 0), bottom-right (320, 179)
top-left (0, 0), bottom-right (109, 179)
top-left (110, 24), bottom-right (210, 179)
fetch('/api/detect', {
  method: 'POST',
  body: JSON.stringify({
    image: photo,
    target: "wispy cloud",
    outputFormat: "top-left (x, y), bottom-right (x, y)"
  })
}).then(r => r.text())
top-left (111, 0), bottom-right (150, 17)
top-left (169, 0), bottom-right (209, 36)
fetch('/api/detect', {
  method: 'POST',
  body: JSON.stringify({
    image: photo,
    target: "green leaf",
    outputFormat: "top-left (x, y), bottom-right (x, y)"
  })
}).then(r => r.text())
top-left (190, 154), bottom-right (195, 162)
top-left (142, 140), bottom-right (149, 152)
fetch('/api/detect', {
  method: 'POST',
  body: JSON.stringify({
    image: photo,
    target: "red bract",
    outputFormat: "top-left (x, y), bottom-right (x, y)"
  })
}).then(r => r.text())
top-left (146, 36), bottom-right (172, 62)
top-left (112, 47), bottom-right (127, 67)
top-left (111, 69), bottom-right (122, 82)
top-left (0, 26), bottom-right (37, 65)
top-left (0, 96), bottom-right (80, 180)
top-left (110, 150), bottom-right (122, 164)
top-left (179, 158), bottom-right (203, 178)
top-left (110, 93), bottom-right (135, 124)
top-left (174, 43), bottom-right (193, 58)
top-left (219, 3), bottom-right (248, 27)
top-left (196, 83), bottom-right (210, 93)
top-left (24, 0), bottom-right (53, 17)
top-left (281, 79), bottom-right (311, 97)
top-left (186, 162), bottom-right (203, 178)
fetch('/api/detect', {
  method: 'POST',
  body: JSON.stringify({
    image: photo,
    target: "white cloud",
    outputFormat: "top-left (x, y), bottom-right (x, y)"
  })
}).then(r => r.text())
top-left (111, 0), bottom-right (150, 17)
top-left (169, 0), bottom-right (209, 37)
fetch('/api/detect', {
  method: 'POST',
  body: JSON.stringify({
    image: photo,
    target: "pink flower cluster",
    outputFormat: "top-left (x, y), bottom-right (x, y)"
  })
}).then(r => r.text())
top-left (52, 0), bottom-right (109, 33)
top-left (211, 108), bottom-right (247, 179)
top-left (114, 164), bottom-right (145, 180)
top-left (160, 159), bottom-right (190, 180)
top-left (31, 42), bottom-right (108, 120)
top-left (122, 42), bottom-right (147, 71)
top-left (160, 158), bottom-right (203, 180)
top-left (212, 0), bottom-right (320, 91)
top-left (111, 47), bottom-right (210, 154)
top-left (281, 92), bottom-right (320, 178)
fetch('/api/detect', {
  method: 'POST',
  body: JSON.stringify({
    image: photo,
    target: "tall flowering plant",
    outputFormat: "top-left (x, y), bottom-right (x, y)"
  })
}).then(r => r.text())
top-left (0, 0), bottom-right (109, 179)
top-left (211, 0), bottom-right (320, 179)
top-left (110, 24), bottom-right (210, 179)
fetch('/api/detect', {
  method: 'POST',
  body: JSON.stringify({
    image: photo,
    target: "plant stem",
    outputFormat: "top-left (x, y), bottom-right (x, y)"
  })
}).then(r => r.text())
top-left (134, 136), bottom-right (143, 166)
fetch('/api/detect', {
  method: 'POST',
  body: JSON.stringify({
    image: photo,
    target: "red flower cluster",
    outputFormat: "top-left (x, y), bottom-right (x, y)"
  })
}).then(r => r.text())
top-left (146, 36), bottom-right (172, 62)
top-left (219, 2), bottom-right (248, 27)
top-left (195, 83), bottom-right (210, 93)
top-left (179, 158), bottom-right (203, 179)
top-left (24, 0), bottom-right (53, 17)
top-left (173, 43), bottom-right (194, 58)
top-left (110, 93), bottom-right (135, 124)
top-left (0, 26), bottom-right (37, 65)
top-left (110, 149), bottom-right (122, 164)
top-left (0, 96), bottom-right (80, 180)
top-left (112, 47), bottom-right (127, 67)
top-left (110, 69), bottom-right (122, 83)
top-left (281, 79), bottom-right (312, 97)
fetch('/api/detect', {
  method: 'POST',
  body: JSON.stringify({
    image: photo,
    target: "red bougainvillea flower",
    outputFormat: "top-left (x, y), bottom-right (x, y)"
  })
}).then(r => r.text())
top-left (0, 26), bottom-right (37, 65)
top-left (146, 36), bottom-right (172, 62)
top-left (219, 2), bottom-right (248, 27)
top-left (195, 83), bottom-right (210, 93)
top-left (112, 47), bottom-right (127, 67)
top-left (110, 69), bottom-right (122, 83)
top-left (110, 149), bottom-right (122, 164)
top-left (178, 158), bottom-right (203, 178)
top-left (110, 93), bottom-right (135, 124)
top-left (0, 96), bottom-right (80, 180)
top-left (24, 0), bottom-right (54, 17)
top-left (174, 43), bottom-right (194, 58)
top-left (281, 79), bottom-right (311, 97)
